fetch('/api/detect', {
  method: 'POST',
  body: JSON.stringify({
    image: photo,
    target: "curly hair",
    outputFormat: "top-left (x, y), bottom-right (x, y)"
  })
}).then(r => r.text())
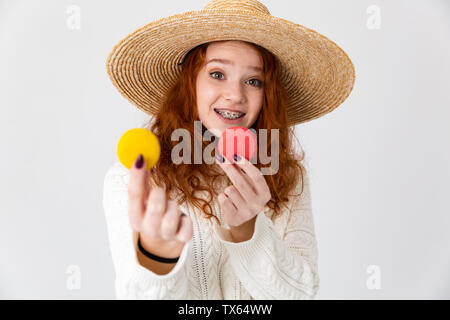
top-left (143, 40), bottom-right (306, 226)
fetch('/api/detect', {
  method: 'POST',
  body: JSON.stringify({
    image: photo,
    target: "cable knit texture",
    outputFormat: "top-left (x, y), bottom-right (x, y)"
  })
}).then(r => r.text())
top-left (102, 161), bottom-right (320, 299)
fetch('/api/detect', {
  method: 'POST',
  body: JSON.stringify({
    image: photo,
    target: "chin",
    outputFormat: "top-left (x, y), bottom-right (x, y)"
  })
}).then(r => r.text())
top-left (200, 121), bottom-right (220, 137)
top-left (209, 127), bottom-right (222, 138)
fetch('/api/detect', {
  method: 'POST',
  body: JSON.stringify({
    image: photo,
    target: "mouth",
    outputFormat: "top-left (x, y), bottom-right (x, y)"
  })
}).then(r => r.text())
top-left (214, 108), bottom-right (246, 120)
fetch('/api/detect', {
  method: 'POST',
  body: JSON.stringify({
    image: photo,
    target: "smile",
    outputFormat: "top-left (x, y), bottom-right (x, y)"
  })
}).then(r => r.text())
top-left (214, 108), bottom-right (246, 120)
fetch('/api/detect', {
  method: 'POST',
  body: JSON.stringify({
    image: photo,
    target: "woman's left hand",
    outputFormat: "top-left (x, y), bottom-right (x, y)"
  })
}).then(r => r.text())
top-left (215, 155), bottom-right (272, 228)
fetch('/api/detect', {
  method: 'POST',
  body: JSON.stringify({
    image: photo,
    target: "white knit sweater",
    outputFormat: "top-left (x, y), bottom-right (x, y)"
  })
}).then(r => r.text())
top-left (102, 161), bottom-right (320, 299)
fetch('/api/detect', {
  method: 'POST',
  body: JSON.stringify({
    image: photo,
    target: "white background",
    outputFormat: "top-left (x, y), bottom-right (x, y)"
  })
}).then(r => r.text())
top-left (0, 0), bottom-right (449, 299)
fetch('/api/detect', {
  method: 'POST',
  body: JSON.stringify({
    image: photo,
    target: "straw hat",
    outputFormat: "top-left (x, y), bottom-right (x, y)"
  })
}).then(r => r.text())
top-left (106, 0), bottom-right (355, 126)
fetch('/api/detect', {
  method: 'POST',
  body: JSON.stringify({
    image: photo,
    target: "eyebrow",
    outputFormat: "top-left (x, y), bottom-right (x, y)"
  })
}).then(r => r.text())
top-left (206, 58), bottom-right (262, 72)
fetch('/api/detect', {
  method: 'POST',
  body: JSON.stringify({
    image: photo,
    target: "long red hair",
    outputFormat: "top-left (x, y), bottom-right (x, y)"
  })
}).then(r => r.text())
top-left (143, 40), bottom-right (306, 226)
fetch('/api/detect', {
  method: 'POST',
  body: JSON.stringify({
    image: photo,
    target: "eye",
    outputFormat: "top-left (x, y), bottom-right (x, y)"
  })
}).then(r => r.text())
top-left (210, 71), bottom-right (224, 80)
top-left (247, 79), bottom-right (263, 88)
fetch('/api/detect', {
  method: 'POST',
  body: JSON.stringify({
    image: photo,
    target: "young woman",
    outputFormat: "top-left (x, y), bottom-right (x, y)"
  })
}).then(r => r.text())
top-left (103, 0), bottom-right (355, 300)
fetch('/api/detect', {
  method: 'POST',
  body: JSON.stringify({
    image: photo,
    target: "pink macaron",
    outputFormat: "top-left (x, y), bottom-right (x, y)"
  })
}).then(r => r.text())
top-left (218, 127), bottom-right (257, 162)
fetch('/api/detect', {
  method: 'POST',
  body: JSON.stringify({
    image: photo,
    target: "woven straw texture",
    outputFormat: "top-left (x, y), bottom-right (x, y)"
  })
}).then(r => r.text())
top-left (106, 0), bottom-right (355, 126)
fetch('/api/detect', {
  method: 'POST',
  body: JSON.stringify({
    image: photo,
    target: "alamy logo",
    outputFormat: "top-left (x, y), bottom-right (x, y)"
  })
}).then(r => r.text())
top-left (170, 121), bottom-right (280, 175)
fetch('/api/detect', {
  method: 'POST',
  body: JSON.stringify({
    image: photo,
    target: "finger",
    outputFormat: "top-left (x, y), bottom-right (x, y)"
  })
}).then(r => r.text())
top-left (175, 214), bottom-right (193, 243)
top-left (218, 192), bottom-right (238, 214)
top-left (141, 185), bottom-right (166, 239)
top-left (127, 155), bottom-right (149, 231)
top-left (160, 201), bottom-right (182, 240)
top-left (216, 157), bottom-right (256, 201)
top-left (230, 156), bottom-right (269, 197)
top-left (223, 186), bottom-right (250, 215)
top-left (218, 193), bottom-right (243, 226)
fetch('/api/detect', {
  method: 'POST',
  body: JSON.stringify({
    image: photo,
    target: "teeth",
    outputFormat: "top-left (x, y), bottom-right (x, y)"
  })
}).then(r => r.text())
top-left (216, 109), bottom-right (244, 119)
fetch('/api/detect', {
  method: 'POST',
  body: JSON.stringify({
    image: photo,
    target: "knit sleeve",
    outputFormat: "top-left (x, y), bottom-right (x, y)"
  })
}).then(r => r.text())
top-left (102, 162), bottom-right (192, 300)
top-left (214, 170), bottom-right (320, 299)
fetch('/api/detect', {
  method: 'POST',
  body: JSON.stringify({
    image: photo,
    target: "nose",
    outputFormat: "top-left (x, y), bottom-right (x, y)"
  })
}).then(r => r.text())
top-left (223, 80), bottom-right (246, 104)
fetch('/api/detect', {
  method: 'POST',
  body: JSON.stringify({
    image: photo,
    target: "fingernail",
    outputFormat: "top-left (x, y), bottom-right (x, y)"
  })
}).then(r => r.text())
top-left (135, 154), bottom-right (144, 169)
top-left (233, 154), bottom-right (241, 162)
top-left (215, 153), bottom-right (225, 163)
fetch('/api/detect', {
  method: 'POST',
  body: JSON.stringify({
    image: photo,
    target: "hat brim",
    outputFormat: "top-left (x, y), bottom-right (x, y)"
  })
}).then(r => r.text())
top-left (106, 9), bottom-right (355, 126)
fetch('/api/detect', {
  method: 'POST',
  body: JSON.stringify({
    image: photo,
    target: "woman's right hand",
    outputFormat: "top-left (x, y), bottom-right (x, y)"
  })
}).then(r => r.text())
top-left (127, 155), bottom-right (193, 256)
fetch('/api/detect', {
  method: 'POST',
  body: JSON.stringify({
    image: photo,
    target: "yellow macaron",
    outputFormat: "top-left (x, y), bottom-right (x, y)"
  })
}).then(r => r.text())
top-left (117, 128), bottom-right (160, 171)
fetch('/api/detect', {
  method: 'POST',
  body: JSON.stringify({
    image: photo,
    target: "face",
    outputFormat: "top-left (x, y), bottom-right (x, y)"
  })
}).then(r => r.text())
top-left (195, 40), bottom-right (264, 137)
